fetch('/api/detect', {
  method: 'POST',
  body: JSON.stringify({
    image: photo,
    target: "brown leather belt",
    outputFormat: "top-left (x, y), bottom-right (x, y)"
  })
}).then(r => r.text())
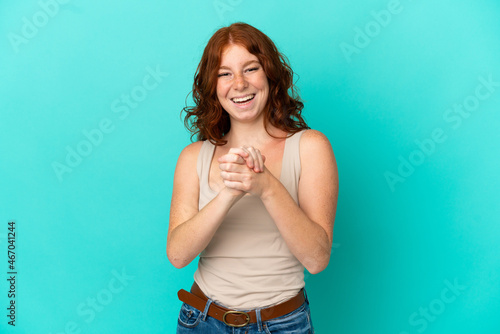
top-left (177, 282), bottom-right (305, 327)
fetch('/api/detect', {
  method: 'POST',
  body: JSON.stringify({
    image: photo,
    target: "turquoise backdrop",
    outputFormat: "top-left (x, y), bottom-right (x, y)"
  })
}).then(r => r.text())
top-left (1, 0), bottom-right (499, 333)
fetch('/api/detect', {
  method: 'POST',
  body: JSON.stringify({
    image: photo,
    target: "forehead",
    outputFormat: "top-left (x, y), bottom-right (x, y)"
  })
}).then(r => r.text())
top-left (219, 44), bottom-right (259, 65)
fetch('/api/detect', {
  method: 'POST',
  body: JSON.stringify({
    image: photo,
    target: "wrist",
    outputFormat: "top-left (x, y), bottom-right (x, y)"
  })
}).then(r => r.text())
top-left (219, 186), bottom-right (245, 203)
top-left (259, 170), bottom-right (278, 201)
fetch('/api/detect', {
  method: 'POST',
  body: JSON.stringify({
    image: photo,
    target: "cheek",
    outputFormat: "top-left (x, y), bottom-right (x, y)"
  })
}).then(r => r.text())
top-left (256, 74), bottom-right (270, 91)
top-left (258, 79), bottom-right (269, 97)
top-left (216, 81), bottom-right (229, 98)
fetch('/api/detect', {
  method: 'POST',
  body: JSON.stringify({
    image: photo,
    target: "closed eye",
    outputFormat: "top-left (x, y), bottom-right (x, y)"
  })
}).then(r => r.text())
top-left (246, 67), bottom-right (259, 72)
top-left (218, 72), bottom-right (230, 77)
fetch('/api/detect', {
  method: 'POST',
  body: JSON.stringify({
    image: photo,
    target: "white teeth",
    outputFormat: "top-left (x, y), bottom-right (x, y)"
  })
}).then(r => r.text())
top-left (232, 94), bottom-right (255, 103)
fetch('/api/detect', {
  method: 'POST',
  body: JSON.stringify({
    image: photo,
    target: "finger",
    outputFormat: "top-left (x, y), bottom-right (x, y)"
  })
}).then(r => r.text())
top-left (218, 153), bottom-right (245, 164)
top-left (245, 146), bottom-right (262, 172)
top-left (243, 146), bottom-right (258, 170)
top-left (238, 146), bottom-right (254, 169)
top-left (218, 154), bottom-right (243, 163)
top-left (228, 147), bottom-right (250, 158)
top-left (219, 163), bottom-right (246, 172)
top-left (223, 180), bottom-right (245, 191)
top-left (220, 171), bottom-right (246, 183)
top-left (254, 148), bottom-right (264, 173)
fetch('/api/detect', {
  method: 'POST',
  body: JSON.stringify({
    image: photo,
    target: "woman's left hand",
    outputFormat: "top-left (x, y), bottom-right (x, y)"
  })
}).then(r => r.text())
top-left (217, 146), bottom-right (270, 197)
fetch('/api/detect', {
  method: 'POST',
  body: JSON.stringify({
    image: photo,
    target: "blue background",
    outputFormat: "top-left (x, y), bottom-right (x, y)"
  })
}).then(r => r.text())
top-left (1, 0), bottom-right (499, 333)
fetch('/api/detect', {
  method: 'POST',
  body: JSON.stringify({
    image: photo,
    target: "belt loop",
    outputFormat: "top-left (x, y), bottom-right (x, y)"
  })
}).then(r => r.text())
top-left (255, 308), bottom-right (263, 332)
top-left (303, 288), bottom-right (309, 304)
top-left (201, 298), bottom-right (213, 321)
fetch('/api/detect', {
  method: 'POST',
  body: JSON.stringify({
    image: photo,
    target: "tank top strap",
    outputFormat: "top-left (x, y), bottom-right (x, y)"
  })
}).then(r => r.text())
top-left (281, 130), bottom-right (307, 204)
top-left (197, 140), bottom-right (215, 191)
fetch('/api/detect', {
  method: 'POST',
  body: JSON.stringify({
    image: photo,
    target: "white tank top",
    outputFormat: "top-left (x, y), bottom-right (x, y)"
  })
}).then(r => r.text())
top-left (193, 130), bottom-right (306, 310)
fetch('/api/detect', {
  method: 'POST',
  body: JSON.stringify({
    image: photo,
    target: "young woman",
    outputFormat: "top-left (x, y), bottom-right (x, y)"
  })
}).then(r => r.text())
top-left (167, 22), bottom-right (338, 333)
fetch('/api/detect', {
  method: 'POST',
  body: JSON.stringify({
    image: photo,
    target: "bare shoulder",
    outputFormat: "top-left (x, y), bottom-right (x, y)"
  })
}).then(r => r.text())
top-left (299, 129), bottom-right (335, 156)
top-left (300, 128), bottom-right (330, 141)
top-left (175, 141), bottom-right (204, 169)
top-left (298, 129), bottom-right (338, 181)
top-left (178, 141), bottom-right (204, 160)
top-left (172, 141), bottom-right (204, 189)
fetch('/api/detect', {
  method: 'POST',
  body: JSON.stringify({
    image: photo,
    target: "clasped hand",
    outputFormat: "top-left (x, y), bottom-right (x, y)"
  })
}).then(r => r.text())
top-left (217, 146), bottom-right (269, 197)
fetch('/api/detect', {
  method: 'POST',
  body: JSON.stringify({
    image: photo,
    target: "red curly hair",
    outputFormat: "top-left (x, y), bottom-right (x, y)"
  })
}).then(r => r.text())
top-left (183, 22), bottom-right (309, 145)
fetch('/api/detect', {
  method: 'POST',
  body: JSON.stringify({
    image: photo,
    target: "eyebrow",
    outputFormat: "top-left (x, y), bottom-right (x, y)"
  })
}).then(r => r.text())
top-left (219, 60), bottom-right (260, 70)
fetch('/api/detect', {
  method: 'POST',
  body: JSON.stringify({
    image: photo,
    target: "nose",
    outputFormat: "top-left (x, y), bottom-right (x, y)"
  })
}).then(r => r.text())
top-left (233, 73), bottom-right (248, 90)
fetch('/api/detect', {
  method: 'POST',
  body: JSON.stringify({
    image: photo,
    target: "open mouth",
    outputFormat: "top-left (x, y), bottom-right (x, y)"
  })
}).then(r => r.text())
top-left (231, 94), bottom-right (255, 104)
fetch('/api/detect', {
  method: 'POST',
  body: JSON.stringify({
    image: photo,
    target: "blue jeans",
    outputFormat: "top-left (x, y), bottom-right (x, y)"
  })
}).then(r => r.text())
top-left (176, 290), bottom-right (314, 333)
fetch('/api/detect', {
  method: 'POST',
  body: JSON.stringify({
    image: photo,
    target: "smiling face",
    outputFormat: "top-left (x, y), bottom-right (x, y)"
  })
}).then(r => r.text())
top-left (216, 44), bottom-right (270, 125)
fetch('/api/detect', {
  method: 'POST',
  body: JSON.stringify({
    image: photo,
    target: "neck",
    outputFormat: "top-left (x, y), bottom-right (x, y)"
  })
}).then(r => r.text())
top-left (224, 120), bottom-right (284, 148)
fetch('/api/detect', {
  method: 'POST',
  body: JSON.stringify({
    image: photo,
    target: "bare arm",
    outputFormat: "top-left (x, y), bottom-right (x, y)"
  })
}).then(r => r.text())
top-left (219, 130), bottom-right (339, 274)
top-left (166, 142), bottom-right (245, 268)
